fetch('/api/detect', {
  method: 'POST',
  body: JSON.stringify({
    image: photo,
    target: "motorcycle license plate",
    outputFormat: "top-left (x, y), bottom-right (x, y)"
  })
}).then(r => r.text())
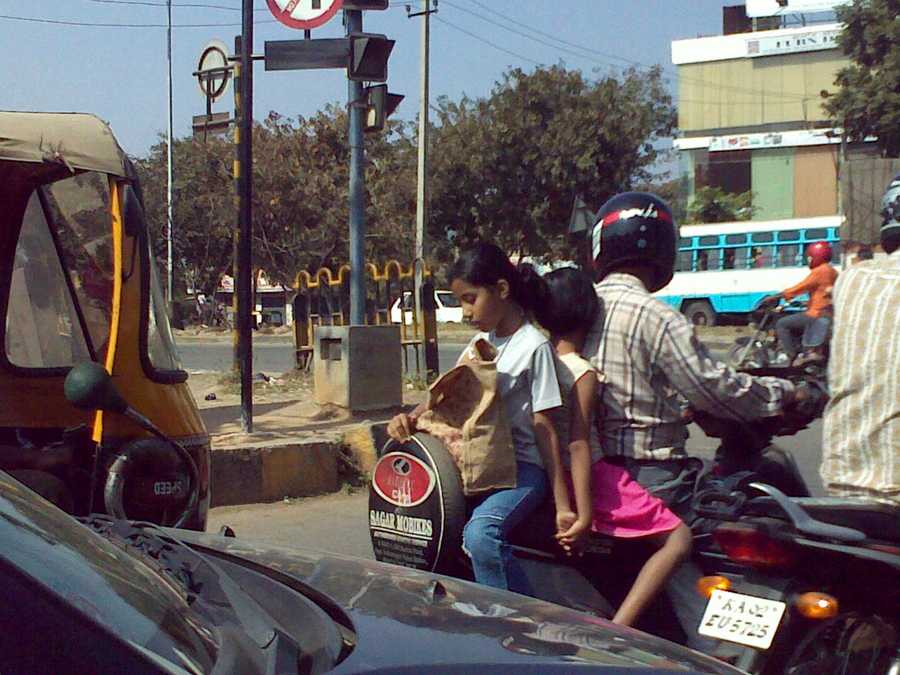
top-left (698, 590), bottom-right (786, 650)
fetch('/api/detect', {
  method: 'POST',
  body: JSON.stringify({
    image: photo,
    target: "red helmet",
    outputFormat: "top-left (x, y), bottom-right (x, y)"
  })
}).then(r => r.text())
top-left (806, 241), bottom-right (832, 268)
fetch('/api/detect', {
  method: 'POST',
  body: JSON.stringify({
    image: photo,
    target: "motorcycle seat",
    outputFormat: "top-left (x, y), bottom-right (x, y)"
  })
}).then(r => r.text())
top-left (794, 497), bottom-right (900, 543)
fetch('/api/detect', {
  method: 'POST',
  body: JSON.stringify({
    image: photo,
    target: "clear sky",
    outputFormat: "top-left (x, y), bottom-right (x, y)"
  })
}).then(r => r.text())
top-left (1, 1), bottom-right (736, 157)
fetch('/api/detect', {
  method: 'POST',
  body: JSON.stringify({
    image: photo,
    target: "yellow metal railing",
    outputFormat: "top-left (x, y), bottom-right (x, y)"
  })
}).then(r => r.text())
top-left (292, 261), bottom-right (437, 377)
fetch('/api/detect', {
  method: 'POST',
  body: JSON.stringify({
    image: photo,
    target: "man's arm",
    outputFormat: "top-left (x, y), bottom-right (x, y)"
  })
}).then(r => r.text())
top-left (655, 315), bottom-right (795, 421)
top-left (781, 267), bottom-right (824, 302)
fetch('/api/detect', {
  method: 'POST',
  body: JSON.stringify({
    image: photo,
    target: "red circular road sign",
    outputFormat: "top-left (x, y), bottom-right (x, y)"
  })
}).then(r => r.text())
top-left (266, 0), bottom-right (344, 30)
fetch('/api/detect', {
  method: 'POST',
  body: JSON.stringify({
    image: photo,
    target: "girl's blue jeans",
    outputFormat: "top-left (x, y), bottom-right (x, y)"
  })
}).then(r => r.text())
top-left (462, 461), bottom-right (548, 594)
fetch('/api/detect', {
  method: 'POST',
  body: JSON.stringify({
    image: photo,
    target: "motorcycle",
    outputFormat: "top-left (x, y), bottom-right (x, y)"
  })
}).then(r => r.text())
top-left (728, 300), bottom-right (830, 376)
top-left (692, 481), bottom-right (900, 674)
top-left (368, 374), bottom-right (825, 655)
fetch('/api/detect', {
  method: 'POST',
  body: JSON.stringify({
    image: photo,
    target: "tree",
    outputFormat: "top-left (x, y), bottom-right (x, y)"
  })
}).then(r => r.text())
top-left (137, 106), bottom-right (419, 294)
top-left (686, 186), bottom-right (755, 224)
top-left (136, 135), bottom-right (235, 299)
top-left (428, 64), bottom-right (676, 259)
top-left (823, 0), bottom-right (900, 156)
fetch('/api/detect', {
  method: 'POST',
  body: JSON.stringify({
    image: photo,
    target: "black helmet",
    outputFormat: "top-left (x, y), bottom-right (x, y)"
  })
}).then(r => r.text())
top-left (881, 172), bottom-right (900, 247)
top-left (591, 192), bottom-right (677, 292)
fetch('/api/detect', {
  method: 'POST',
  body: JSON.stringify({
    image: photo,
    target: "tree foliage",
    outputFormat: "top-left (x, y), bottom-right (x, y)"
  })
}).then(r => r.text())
top-left (429, 65), bottom-right (676, 259)
top-left (824, 0), bottom-right (900, 157)
top-left (687, 186), bottom-right (755, 224)
top-left (136, 64), bottom-right (675, 290)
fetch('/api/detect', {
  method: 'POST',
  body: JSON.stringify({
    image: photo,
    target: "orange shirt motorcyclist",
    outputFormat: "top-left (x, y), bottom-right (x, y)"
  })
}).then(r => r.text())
top-left (764, 242), bottom-right (838, 361)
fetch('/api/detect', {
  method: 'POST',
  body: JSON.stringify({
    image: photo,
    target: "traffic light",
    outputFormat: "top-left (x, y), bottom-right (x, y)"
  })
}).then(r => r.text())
top-left (348, 33), bottom-right (395, 82)
top-left (343, 0), bottom-right (390, 8)
top-left (364, 85), bottom-right (404, 132)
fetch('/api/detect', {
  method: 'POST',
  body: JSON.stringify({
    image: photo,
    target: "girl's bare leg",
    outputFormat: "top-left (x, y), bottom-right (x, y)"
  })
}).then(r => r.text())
top-left (612, 523), bottom-right (692, 627)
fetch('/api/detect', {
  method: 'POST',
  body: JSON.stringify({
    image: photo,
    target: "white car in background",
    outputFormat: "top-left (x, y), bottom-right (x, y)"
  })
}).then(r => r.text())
top-left (390, 290), bottom-right (464, 324)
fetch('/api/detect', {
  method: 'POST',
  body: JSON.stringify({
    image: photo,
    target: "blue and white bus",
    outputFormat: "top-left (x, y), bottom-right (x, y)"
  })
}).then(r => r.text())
top-left (655, 215), bottom-right (842, 325)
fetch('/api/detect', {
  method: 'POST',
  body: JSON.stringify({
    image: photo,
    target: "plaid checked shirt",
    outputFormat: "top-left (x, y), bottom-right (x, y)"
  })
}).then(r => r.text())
top-left (821, 250), bottom-right (900, 505)
top-left (582, 273), bottom-right (796, 461)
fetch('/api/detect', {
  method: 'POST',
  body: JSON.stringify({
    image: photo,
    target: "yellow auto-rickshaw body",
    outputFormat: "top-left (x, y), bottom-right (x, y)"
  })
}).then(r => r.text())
top-left (0, 112), bottom-right (209, 529)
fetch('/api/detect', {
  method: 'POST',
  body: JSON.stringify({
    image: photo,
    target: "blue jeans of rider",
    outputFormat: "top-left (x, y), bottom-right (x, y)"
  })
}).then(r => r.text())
top-left (463, 461), bottom-right (547, 594)
top-left (775, 312), bottom-right (815, 360)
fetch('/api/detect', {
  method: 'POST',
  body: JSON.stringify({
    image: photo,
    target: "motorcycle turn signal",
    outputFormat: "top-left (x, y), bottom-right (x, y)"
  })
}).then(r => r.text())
top-left (794, 592), bottom-right (839, 620)
top-left (696, 575), bottom-right (732, 599)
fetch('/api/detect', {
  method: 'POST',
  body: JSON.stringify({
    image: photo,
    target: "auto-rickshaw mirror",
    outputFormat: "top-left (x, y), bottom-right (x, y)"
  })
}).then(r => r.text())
top-left (64, 362), bottom-right (128, 414)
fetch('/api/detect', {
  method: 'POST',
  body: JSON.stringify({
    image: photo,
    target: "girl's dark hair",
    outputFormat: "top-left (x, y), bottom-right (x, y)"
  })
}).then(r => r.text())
top-left (450, 243), bottom-right (547, 312)
top-left (531, 266), bottom-right (598, 337)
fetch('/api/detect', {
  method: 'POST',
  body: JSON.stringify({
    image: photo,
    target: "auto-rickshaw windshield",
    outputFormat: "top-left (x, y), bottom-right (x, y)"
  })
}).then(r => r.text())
top-left (147, 246), bottom-right (182, 372)
top-left (6, 173), bottom-right (114, 368)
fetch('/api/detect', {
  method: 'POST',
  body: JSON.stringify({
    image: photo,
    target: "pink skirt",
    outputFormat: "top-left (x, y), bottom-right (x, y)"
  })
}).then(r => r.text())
top-left (568, 460), bottom-right (682, 539)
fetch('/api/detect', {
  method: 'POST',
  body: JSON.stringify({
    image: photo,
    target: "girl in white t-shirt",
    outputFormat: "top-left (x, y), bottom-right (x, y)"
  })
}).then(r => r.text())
top-left (532, 266), bottom-right (691, 627)
top-left (387, 243), bottom-right (568, 594)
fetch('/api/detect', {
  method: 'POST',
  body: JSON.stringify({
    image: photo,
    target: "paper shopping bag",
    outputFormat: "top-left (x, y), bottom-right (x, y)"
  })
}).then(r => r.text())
top-left (416, 338), bottom-right (517, 495)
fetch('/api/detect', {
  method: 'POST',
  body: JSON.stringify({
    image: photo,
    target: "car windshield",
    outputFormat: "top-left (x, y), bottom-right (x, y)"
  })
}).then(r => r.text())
top-left (436, 292), bottom-right (461, 308)
top-left (0, 473), bottom-right (216, 673)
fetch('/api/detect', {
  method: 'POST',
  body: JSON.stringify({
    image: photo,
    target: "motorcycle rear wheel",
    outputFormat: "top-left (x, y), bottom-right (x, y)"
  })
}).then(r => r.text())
top-left (782, 612), bottom-right (898, 675)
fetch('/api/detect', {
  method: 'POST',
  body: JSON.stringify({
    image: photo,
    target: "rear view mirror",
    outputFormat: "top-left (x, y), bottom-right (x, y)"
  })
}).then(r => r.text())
top-left (64, 363), bottom-right (128, 414)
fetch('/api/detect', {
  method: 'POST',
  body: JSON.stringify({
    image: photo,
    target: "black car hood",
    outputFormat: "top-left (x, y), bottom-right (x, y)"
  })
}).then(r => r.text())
top-left (177, 531), bottom-right (739, 674)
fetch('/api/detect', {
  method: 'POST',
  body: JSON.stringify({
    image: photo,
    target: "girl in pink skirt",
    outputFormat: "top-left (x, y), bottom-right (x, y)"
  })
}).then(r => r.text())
top-left (531, 266), bottom-right (691, 627)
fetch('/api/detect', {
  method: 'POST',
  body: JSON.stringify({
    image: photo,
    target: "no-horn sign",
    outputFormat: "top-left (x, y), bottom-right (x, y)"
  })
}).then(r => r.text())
top-left (266, 0), bottom-right (344, 30)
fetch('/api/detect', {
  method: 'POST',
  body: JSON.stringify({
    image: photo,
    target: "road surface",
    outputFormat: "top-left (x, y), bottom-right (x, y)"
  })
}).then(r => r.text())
top-left (179, 335), bottom-right (465, 376)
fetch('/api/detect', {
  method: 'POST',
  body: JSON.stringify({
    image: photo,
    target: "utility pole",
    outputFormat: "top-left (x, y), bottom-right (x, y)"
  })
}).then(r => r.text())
top-left (346, 8), bottom-right (366, 325)
top-left (234, 0), bottom-right (254, 433)
top-left (166, 0), bottom-right (175, 306)
top-left (411, 0), bottom-right (433, 340)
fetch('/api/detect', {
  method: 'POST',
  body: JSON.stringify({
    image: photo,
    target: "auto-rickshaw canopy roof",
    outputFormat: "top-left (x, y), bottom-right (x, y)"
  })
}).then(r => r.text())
top-left (0, 111), bottom-right (129, 178)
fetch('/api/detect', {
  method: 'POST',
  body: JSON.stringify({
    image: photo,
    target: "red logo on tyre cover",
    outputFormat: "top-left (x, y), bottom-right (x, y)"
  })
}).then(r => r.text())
top-left (372, 452), bottom-right (436, 507)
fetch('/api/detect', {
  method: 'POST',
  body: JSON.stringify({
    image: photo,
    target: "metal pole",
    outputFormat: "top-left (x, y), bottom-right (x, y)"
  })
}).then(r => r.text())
top-left (166, 0), bottom-right (175, 306)
top-left (234, 0), bottom-right (254, 433)
top-left (346, 8), bottom-right (366, 326)
top-left (414, 0), bottom-right (430, 338)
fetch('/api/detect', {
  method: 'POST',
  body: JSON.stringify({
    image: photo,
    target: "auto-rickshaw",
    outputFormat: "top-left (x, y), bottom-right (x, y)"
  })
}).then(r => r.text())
top-left (0, 111), bottom-right (209, 530)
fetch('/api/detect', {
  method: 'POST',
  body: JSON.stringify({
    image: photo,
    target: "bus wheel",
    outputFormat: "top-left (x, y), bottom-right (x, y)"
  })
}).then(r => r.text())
top-left (683, 301), bottom-right (716, 326)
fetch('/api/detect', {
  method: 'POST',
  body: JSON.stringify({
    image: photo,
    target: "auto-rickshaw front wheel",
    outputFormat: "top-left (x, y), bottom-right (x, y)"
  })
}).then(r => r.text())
top-left (64, 363), bottom-right (201, 528)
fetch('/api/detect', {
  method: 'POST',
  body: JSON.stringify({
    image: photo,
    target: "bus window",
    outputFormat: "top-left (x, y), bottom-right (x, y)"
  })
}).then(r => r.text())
top-left (751, 231), bottom-right (775, 243)
top-left (832, 240), bottom-right (842, 262)
top-left (704, 249), bottom-right (724, 270)
top-left (804, 228), bottom-right (828, 240)
top-left (751, 246), bottom-right (775, 268)
top-left (679, 237), bottom-right (693, 250)
top-left (777, 244), bottom-right (801, 267)
top-left (676, 250), bottom-right (693, 272)
top-left (723, 249), bottom-right (735, 269)
top-left (777, 230), bottom-right (801, 242)
top-left (699, 235), bottom-right (719, 246)
top-left (725, 234), bottom-right (747, 245)
top-left (696, 250), bottom-right (709, 271)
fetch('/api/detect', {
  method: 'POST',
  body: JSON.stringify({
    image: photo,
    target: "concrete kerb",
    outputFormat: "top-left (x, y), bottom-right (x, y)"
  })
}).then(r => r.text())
top-left (205, 403), bottom-right (416, 508)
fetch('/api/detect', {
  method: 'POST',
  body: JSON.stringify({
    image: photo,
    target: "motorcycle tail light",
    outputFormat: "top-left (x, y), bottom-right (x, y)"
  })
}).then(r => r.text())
top-left (697, 575), bottom-right (731, 599)
top-left (713, 523), bottom-right (795, 569)
top-left (869, 543), bottom-right (900, 557)
top-left (794, 592), bottom-right (839, 619)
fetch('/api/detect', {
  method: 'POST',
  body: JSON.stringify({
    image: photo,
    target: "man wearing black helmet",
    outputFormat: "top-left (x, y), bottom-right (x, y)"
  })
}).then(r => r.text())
top-left (821, 174), bottom-right (900, 506)
top-left (583, 192), bottom-right (804, 499)
top-left (582, 192), bottom-right (807, 651)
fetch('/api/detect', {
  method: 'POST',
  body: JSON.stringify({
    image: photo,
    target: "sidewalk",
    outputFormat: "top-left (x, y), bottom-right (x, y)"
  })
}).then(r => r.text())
top-left (194, 326), bottom-right (744, 508)
top-left (193, 371), bottom-right (425, 507)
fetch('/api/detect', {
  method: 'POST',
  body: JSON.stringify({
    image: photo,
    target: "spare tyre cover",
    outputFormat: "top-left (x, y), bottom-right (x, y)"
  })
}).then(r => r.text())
top-left (368, 433), bottom-right (466, 574)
